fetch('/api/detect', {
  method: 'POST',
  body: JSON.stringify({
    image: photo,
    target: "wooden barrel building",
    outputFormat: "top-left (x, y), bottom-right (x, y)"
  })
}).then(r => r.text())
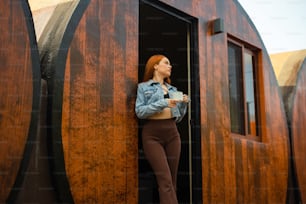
top-left (288, 58), bottom-right (306, 203)
top-left (0, 1), bottom-right (41, 203)
top-left (38, 0), bottom-right (138, 203)
top-left (31, 0), bottom-right (290, 203)
top-left (271, 51), bottom-right (306, 204)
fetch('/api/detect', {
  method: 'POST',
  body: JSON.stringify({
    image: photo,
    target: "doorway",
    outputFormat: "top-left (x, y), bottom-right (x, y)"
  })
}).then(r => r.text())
top-left (138, 1), bottom-right (202, 203)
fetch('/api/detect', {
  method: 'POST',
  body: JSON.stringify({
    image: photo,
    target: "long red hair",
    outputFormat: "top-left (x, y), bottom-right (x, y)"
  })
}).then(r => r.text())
top-left (142, 54), bottom-right (171, 84)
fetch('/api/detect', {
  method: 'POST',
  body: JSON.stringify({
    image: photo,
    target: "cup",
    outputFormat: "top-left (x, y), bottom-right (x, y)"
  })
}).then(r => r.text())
top-left (172, 91), bottom-right (183, 101)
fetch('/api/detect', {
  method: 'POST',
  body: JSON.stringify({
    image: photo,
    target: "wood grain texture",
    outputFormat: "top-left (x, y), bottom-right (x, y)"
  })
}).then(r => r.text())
top-left (38, 0), bottom-right (289, 203)
top-left (273, 52), bottom-right (306, 203)
top-left (289, 59), bottom-right (306, 203)
top-left (14, 79), bottom-right (57, 203)
top-left (0, 1), bottom-right (40, 202)
top-left (39, 0), bottom-right (138, 203)
top-left (158, 0), bottom-right (289, 203)
top-left (61, 1), bottom-right (138, 202)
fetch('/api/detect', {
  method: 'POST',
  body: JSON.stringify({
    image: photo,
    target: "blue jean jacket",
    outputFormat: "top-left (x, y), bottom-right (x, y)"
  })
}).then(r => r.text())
top-left (135, 79), bottom-right (188, 123)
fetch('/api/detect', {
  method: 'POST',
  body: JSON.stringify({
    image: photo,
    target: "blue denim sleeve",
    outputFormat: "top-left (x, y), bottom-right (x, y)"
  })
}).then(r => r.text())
top-left (135, 84), bottom-right (168, 119)
top-left (175, 102), bottom-right (188, 123)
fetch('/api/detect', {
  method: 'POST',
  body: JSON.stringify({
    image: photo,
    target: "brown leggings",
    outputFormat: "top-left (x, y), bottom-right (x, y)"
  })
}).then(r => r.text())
top-left (142, 119), bottom-right (181, 204)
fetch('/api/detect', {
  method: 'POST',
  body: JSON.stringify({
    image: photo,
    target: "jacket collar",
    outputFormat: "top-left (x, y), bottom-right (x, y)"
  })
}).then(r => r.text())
top-left (146, 79), bottom-right (173, 89)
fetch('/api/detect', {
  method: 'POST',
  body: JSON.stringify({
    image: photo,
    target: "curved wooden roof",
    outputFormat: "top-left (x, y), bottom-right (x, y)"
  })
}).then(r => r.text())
top-left (270, 49), bottom-right (306, 120)
top-left (271, 49), bottom-right (306, 86)
top-left (29, 0), bottom-right (77, 41)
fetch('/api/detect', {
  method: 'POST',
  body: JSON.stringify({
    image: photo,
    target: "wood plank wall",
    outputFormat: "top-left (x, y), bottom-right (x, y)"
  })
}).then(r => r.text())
top-left (39, 0), bottom-right (139, 203)
top-left (30, 0), bottom-right (289, 203)
top-left (159, 0), bottom-right (289, 203)
top-left (291, 59), bottom-right (306, 203)
top-left (272, 51), bottom-right (306, 203)
top-left (61, 1), bottom-right (138, 202)
top-left (283, 59), bottom-right (306, 203)
top-left (0, 1), bottom-right (41, 203)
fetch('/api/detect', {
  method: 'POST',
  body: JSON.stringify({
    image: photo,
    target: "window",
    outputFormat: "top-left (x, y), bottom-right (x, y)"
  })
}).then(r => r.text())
top-left (228, 40), bottom-right (260, 139)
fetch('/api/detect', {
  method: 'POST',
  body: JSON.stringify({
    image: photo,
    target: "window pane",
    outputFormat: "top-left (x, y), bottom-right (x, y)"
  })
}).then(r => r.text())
top-left (244, 52), bottom-right (257, 135)
top-left (228, 42), bottom-right (245, 134)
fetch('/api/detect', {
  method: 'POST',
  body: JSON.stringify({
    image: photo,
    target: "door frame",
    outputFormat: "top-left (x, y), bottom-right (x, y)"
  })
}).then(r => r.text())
top-left (138, 0), bottom-right (202, 203)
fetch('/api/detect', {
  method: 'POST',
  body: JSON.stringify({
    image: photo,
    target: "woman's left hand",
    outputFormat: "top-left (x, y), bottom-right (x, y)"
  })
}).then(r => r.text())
top-left (182, 94), bottom-right (190, 103)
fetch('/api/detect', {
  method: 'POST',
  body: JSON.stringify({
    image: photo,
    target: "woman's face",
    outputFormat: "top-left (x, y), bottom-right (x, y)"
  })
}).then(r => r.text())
top-left (154, 57), bottom-right (172, 78)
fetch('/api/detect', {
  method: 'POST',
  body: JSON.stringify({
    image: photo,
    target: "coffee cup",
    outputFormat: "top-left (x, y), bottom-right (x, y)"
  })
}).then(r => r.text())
top-left (172, 91), bottom-right (183, 101)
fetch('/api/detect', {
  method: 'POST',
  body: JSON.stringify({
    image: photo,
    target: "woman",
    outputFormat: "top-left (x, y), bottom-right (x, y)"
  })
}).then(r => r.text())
top-left (135, 54), bottom-right (190, 204)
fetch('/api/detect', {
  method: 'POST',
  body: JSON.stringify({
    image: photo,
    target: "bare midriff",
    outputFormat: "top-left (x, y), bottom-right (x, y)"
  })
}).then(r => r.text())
top-left (147, 107), bottom-right (173, 120)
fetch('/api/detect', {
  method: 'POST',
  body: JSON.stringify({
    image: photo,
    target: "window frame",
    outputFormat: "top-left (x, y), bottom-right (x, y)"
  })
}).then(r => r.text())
top-left (227, 38), bottom-right (263, 141)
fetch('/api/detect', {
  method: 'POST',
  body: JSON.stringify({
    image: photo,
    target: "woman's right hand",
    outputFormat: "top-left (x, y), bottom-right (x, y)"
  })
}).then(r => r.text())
top-left (167, 99), bottom-right (178, 108)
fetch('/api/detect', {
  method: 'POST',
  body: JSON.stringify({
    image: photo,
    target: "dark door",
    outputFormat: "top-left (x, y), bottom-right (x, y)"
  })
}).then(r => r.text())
top-left (138, 1), bottom-right (202, 203)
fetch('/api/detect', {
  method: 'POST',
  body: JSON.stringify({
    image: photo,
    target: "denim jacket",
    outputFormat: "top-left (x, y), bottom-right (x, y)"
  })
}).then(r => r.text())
top-left (135, 79), bottom-right (188, 123)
